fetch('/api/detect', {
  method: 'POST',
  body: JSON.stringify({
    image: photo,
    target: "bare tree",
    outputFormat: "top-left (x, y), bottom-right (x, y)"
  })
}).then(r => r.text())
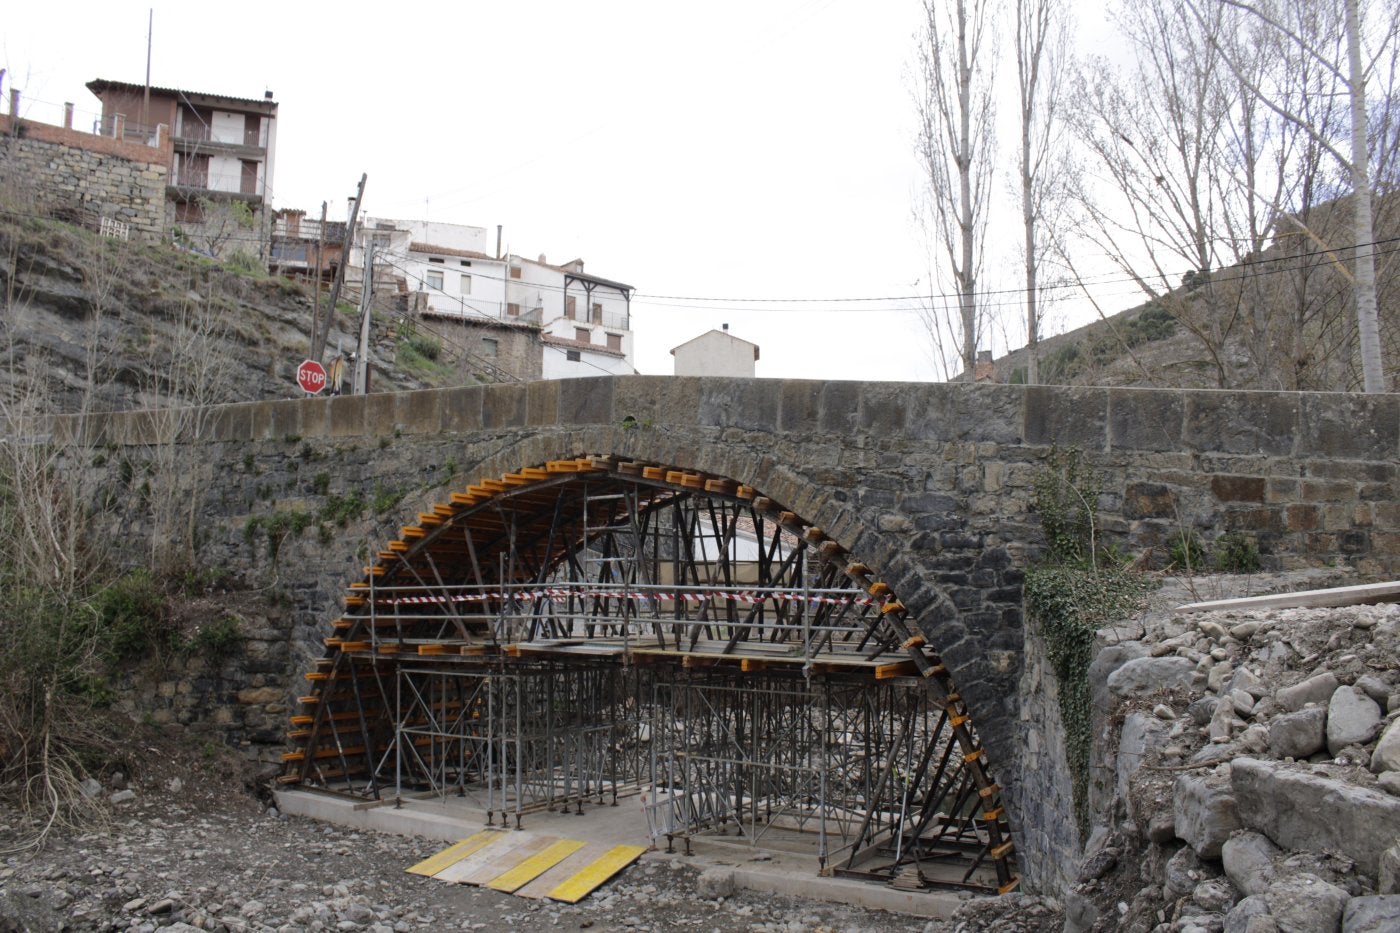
top-left (915, 0), bottom-right (998, 381)
top-left (1013, 0), bottom-right (1071, 384)
top-left (1204, 0), bottom-right (1398, 391)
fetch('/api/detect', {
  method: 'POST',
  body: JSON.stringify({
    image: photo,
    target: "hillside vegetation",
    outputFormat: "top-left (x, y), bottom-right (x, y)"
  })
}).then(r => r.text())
top-left (998, 194), bottom-right (1400, 392)
top-left (0, 206), bottom-right (464, 416)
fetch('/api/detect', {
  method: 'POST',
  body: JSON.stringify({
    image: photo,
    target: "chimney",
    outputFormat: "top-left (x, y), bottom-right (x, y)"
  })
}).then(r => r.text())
top-left (974, 350), bottom-right (995, 383)
top-left (496, 224), bottom-right (502, 260)
top-left (722, 323), bottom-right (729, 331)
top-left (264, 90), bottom-right (274, 100)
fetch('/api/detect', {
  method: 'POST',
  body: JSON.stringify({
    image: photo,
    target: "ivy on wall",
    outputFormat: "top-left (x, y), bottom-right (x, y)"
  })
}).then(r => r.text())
top-left (1024, 447), bottom-right (1151, 832)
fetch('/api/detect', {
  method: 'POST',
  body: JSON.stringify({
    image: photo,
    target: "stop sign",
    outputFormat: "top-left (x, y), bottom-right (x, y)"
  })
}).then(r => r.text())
top-left (296, 359), bottom-right (328, 395)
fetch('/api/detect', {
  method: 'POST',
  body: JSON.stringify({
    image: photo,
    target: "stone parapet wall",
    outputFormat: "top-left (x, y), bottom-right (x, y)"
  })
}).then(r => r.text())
top-left (0, 116), bottom-right (170, 237)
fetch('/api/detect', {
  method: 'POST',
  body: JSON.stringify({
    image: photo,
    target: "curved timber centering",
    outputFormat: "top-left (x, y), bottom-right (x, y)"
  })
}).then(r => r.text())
top-left (282, 455), bottom-right (1019, 895)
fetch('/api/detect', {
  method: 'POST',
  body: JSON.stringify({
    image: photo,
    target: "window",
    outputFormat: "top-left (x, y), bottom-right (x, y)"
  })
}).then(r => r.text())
top-left (507, 302), bottom-right (521, 316)
top-left (565, 295), bottom-right (577, 320)
top-left (510, 266), bottom-right (522, 279)
top-left (428, 257), bottom-right (445, 264)
top-left (591, 303), bottom-right (603, 324)
top-left (606, 332), bottom-right (622, 352)
top-left (481, 337), bottom-right (498, 357)
top-left (575, 327), bottom-right (591, 343)
top-left (460, 274), bottom-right (472, 295)
top-left (175, 200), bottom-right (205, 223)
top-left (425, 270), bottom-right (444, 290)
top-left (566, 350), bottom-right (581, 362)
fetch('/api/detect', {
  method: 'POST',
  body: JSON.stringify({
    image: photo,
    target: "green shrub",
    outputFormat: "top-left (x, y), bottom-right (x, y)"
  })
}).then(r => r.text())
top-left (1213, 531), bottom-right (1261, 573)
top-left (1033, 447), bottom-right (1100, 565)
top-left (190, 616), bottom-right (242, 662)
top-left (1168, 529), bottom-right (1206, 572)
top-left (93, 570), bottom-right (173, 661)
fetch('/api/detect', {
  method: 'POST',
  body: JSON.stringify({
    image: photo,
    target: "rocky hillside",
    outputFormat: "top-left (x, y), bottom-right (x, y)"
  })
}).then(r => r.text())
top-left (996, 192), bottom-right (1400, 393)
top-left (0, 209), bottom-right (472, 416)
top-left (1068, 577), bottom-right (1400, 933)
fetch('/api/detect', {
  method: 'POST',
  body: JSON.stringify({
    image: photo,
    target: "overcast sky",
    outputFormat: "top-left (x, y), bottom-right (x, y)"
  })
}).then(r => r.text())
top-left (3, 0), bottom-right (1133, 381)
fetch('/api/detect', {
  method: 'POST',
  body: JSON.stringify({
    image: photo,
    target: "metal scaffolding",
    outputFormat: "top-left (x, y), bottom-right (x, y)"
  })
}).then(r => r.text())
top-left (283, 456), bottom-right (1018, 894)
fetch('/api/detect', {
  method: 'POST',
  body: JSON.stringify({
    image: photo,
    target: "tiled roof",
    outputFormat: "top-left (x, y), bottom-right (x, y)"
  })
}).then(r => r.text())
top-left (410, 242), bottom-right (500, 261)
top-left (86, 78), bottom-right (277, 111)
top-left (541, 334), bottom-right (627, 359)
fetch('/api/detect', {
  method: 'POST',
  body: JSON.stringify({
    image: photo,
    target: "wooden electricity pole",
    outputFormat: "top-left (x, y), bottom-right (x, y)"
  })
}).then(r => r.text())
top-left (312, 173), bottom-right (367, 363)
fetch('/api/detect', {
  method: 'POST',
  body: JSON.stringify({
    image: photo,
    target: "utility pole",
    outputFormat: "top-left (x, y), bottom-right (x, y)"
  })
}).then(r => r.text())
top-left (352, 240), bottom-right (374, 395)
top-left (141, 9), bottom-right (153, 132)
top-left (309, 200), bottom-right (328, 356)
top-left (312, 174), bottom-right (366, 363)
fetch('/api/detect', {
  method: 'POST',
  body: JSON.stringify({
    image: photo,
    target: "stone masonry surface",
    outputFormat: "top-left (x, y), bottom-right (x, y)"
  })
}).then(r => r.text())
top-left (43, 377), bottom-right (1400, 893)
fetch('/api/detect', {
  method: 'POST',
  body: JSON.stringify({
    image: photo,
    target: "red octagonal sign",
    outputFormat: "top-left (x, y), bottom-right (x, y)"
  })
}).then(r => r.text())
top-left (296, 359), bottom-right (328, 395)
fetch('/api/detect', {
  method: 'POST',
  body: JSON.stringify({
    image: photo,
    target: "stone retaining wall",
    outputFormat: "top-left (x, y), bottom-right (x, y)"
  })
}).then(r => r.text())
top-left (0, 116), bottom-right (170, 237)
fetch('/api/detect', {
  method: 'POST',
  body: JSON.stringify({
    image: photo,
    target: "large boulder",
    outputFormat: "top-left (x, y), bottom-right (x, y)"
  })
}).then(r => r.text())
top-left (1175, 771), bottom-right (1241, 859)
top-left (1268, 707), bottom-right (1327, 760)
top-left (1327, 687), bottom-right (1382, 757)
top-left (1118, 711), bottom-right (1168, 821)
top-left (1223, 896), bottom-right (1274, 933)
top-left (1381, 842), bottom-right (1400, 896)
top-left (1277, 672), bottom-right (1340, 712)
top-left (1265, 874), bottom-right (1349, 933)
top-left (1222, 831), bottom-right (1281, 897)
top-left (1373, 719), bottom-right (1400, 774)
top-left (1343, 896), bottom-right (1400, 933)
top-left (1232, 757), bottom-right (1400, 878)
top-left (1089, 642), bottom-right (1150, 712)
top-left (1108, 656), bottom-right (1197, 699)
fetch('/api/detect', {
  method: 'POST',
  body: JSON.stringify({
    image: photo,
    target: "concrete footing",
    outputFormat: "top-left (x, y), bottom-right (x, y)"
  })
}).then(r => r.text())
top-left (275, 788), bottom-right (968, 919)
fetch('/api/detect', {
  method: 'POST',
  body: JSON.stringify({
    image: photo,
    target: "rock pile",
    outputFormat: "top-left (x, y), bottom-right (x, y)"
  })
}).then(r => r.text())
top-left (1070, 586), bottom-right (1400, 933)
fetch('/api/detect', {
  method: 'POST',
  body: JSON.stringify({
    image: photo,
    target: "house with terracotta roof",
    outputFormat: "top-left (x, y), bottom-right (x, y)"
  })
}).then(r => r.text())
top-left (86, 78), bottom-right (278, 257)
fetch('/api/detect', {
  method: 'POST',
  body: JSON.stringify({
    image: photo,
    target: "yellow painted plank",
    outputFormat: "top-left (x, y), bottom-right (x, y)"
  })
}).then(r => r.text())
top-left (443, 834), bottom-right (559, 886)
top-left (404, 831), bottom-right (504, 877)
top-left (486, 839), bottom-right (587, 893)
top-left (546, 845), bottom-right (647, 903)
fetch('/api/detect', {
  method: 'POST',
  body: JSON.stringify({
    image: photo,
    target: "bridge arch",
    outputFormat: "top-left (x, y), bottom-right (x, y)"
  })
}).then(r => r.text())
top-left (284, 453), bottom-right (1018, 893)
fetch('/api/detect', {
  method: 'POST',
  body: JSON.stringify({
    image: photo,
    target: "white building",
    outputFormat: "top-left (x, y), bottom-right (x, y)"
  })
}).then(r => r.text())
top-left (671, 327), bottom-right (760, 377)
top-left (505, 255), bottom-right (636, 378)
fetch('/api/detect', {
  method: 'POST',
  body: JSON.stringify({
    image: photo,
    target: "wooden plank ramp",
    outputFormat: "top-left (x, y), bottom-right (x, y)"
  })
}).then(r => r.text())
top-left (408, 832), bottom-right (646, 902)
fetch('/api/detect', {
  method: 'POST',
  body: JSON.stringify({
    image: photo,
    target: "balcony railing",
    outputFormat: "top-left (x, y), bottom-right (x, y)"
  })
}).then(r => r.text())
top-left (173, 170), bottom-right (262, 197)
top-left (173, 123), bottom-right (268, 149)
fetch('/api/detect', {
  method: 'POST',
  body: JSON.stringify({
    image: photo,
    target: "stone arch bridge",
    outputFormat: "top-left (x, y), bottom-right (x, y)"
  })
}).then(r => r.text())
top-left (50, 377), bottom-right (1400, 892)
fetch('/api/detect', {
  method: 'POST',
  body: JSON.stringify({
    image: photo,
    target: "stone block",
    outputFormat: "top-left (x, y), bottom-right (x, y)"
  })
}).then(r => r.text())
top-left (1107, 656), bottom-right (1196, 699)
top-left (1124, 482), bottom-right (1176, 519)
top-left (859, 383), bottom-right (909, 434)
top-left (1265, 874), bottom-right (1349, 933)
top-left (1174, 771), bottom-right (1241, 859)
top-left (818, 381), bottom-right (859, 433)
top-left (438, 385), bottom-right (484, 433)
top-left (1185, 392), bottom-right (1300, 456)
top-left (1327, 686), bottom-right (1382, 756)
top-left (1023, 385), bottom-right (1107, 448)
top-left (395, 389), bottom-right (443, 434)
top-left (697, 379), bottom-right (779, 432)
top-left (1232, 757), bottom-right (1400, 878)
top-left (1212, 475), bottom-right (1267, 503)
top-left (1343, 896), bottom-right (1400, 933)
top-left (557, 377), bottom-right (613, 425)
top-left (328, 394), bottom-right (366, 438)
top-left (1222, 831), bottom-right (1280, 897)
top-left (481, 384), bottom-right (526, 429)
top-left (1299, 394), bottom-right (1399, 461)
top-left (906, 383), bottom-right (1024, 444)
top-left (1380, 842), bottom-right (1400, 895)
top-left (1109, 388), bottom-right (1184, 450)
top-left (778, 380), bottom-right (821, 431)
top-left (1277, 672), bottom-right (1340, 712)
top-left (1268, 707), bottom-right (1326, 759)
top-left (1373, 719), bottom-right (1400, 774)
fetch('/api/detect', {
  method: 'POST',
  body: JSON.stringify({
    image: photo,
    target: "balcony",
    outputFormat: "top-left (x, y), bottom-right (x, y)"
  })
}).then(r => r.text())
top-left (170, 169), bottom-right (264, 201)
